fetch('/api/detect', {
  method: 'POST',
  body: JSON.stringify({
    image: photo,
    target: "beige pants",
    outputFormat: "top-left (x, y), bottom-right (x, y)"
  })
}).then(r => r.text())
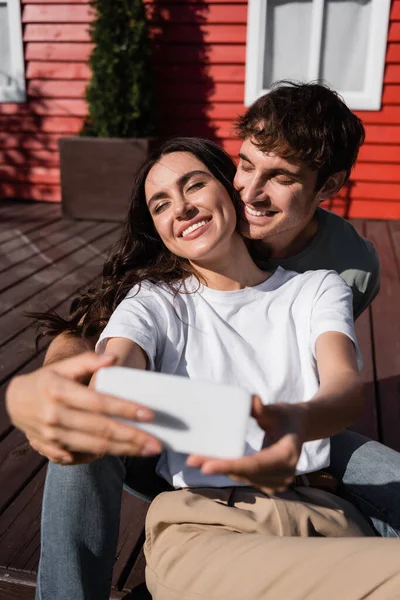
top-left (144, 486), bottom-right (400, 600)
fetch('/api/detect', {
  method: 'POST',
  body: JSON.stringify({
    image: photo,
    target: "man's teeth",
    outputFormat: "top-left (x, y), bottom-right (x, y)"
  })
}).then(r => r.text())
top-left (245, 206), bottom-right (274, 217)
top-left (182, 220), bottom-right (208, 237)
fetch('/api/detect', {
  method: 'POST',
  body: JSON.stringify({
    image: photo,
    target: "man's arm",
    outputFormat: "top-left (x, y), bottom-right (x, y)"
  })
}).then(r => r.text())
top-left (353, 241), bottom-right (380, 320)
top-left (44, 331), bottom-right (97, 368)
top-left (6, 333), bottom-right (162, 464)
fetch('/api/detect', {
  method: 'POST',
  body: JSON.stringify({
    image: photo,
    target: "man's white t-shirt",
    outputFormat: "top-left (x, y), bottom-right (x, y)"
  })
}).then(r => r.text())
top-left (97, 267), bottom-right (361, 489)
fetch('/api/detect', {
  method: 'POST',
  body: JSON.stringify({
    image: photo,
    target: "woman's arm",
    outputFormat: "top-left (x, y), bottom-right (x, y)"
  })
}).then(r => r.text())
top-left (6, 334), bottom-right (162, 464)
top-left (292, 331), bottom-right (364, 442)
top-left (96, 336), bottom-right (147, 370)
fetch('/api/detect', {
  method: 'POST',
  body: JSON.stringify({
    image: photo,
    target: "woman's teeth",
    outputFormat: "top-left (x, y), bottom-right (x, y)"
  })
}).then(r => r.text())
top-left (245, 206), bottom-right (275, 217)
top-left (181, 220), bottom-right (208, 237)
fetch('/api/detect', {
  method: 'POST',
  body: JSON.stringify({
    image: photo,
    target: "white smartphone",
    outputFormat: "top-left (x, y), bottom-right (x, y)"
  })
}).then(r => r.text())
top-left (95, 366), bottom-right (252, 458)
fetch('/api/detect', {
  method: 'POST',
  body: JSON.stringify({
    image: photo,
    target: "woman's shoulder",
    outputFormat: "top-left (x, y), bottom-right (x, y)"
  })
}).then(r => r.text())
top-left (122, 277), bottom-right (198, 309)
top-left (276, 267), bottom-right (351, 296)
top-left (124, 279), bottom-right (174, 298)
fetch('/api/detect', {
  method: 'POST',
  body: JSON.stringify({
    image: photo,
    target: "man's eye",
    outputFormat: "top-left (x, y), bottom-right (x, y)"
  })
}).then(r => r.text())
top-left (240, 163), bottom-right (253, 173)
top-left (276, 177), bottom-right (295, 186)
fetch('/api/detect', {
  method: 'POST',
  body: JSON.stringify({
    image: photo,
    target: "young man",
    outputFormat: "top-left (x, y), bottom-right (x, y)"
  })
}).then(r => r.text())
top-left (235, 81), bottom-right (379, 316)
top-left (6, 82), bottom-right (400, 600)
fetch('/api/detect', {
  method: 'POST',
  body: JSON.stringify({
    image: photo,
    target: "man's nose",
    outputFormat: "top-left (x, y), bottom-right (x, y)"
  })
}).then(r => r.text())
top-left (241, 176), bottom-right (266, 205)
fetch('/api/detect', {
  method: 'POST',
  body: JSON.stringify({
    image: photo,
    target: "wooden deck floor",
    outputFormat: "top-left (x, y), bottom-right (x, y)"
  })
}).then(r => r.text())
top-left (0, 201), bottom-right (399, 599)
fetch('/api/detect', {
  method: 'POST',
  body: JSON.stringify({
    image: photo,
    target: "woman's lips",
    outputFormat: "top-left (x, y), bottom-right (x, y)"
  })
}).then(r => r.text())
top-left (180, 218), bottom-right (212, 240)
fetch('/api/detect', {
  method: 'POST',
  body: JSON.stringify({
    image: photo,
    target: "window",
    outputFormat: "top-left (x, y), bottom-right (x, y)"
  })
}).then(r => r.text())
top-left (0, 0), bottom-right (26, 102)
top-left (245, 0), bottom-right (391, 110)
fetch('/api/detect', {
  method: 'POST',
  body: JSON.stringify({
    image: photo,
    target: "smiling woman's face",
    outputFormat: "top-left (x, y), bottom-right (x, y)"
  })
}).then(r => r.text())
top-left (144, 151), bottom-right (239, 263)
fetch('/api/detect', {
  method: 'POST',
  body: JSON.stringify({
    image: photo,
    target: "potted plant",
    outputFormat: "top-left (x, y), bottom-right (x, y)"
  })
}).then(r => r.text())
top-left (59, 0), bottom-right (156, 221)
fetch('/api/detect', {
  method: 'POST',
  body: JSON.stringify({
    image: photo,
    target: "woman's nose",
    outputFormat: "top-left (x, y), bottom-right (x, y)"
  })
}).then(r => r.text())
top-left (173, 198), bottom-right (195, 218)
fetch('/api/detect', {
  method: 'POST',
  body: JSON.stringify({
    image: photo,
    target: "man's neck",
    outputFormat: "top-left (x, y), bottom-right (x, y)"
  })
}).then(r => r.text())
top-left (253, 211), bottom-right (320, 260)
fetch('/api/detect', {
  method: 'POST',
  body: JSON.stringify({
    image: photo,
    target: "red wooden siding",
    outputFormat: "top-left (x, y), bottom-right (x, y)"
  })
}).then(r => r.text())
top-left (0, 0), bottom-right (400, 218)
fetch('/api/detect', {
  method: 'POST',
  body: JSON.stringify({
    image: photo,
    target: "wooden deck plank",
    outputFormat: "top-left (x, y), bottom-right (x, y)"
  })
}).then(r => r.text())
top-left (123, 547), bottom-right (148, 596)
top-left (0, 254), bottom-right (105, 349)
top-left (365, 221), bottom-right (400, 452)
top-left (0, 429), bottom-right (45, 516)
top-left (0, 217), bottom-right (76, 257)
top-left (0, 579), bottom-right (36, 600)
top-left (0, 222), bottom-right (119, 318)
top-left (0, 219), bottom-right (92, 274)
top-left (0, 212), bottom-right (61, 245)
top-left (0, 568), bottom-right (37, 600)
top-left (0, 221), bottom-right (107, 293)
top-left (0, 201), bottom-right (60, 230)
top-left (0, 469), bottom-right (45, 571)
top-left (112, 494), bottom-right (149, 590)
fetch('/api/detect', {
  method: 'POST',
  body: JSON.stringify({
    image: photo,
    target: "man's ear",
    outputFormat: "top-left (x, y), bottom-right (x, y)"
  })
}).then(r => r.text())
top-left (317, 170), bottom-right (347, 203)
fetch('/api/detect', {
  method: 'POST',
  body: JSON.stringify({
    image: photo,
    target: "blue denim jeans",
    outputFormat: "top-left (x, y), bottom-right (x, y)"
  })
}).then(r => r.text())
top-left (328, 430), bottom-right (400, 537)
top-left (35, 430), bottom-right (400, 600)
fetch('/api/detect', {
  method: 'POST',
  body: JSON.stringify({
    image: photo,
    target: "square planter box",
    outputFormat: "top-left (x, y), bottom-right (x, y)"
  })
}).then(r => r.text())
top-left (59, 137), bottom-right (156, 222)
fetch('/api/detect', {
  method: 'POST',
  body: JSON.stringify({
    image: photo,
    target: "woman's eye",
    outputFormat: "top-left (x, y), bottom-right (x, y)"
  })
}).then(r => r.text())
top-left (154, 202), bottom-right (168, 214)
top-left (187, 181), bottom-right (205, 193)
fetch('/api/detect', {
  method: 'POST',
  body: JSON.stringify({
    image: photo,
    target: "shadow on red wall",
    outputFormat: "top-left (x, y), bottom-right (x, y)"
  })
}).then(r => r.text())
top-left (0, 83), bottom-right (61, 203)
top-left (150, 0), bottom-right (218, 141)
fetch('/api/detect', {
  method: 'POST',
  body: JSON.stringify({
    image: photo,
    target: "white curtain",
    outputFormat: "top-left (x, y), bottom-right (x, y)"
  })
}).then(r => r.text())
top-left (321, 0), bottom-right (371, 92)
top-left (0, 3), bottom-right (11, 88)
top-left (263, 0), bottom-right (313, 88)
top-left (263, 0), bottom-right (371, 92)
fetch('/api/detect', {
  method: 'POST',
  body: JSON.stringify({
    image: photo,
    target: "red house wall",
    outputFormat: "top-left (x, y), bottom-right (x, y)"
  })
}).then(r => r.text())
top-left (0, 0), bottom-right (399, 219)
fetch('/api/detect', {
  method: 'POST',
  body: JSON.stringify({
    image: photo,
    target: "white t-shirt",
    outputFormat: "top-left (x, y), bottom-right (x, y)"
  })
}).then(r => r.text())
top-left (97, 267), bottom-right (361, 488)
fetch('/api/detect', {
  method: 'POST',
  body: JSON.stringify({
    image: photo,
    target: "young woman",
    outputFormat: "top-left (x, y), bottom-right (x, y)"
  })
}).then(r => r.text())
top-left (94, 136), bottom-right (365, 493)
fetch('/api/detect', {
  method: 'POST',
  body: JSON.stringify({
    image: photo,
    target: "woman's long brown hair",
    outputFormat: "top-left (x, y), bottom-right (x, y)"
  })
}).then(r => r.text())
top-left (33, 137), bottom-right (241, 340)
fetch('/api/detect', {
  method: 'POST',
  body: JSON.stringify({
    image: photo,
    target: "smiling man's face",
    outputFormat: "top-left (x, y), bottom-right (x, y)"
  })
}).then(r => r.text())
top-left (234, 138), bottom-right (323, 246)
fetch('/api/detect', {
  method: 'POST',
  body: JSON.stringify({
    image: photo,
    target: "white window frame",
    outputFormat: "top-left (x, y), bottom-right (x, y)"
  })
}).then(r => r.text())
top-left (245, 0), bottom-right (391, 110)
top-left (0, 0), bottom-right (26, 102)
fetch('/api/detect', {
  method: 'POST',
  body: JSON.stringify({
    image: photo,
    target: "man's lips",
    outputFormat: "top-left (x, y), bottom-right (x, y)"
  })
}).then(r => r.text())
top-left (243, 205), bottom-right (278, 218)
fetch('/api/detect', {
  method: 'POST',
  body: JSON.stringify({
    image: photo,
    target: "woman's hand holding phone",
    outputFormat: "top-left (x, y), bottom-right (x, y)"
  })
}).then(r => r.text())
top-left (6, 352), bottom-right (163, 465)
top-left (187, 396), bottom-right (305, 493)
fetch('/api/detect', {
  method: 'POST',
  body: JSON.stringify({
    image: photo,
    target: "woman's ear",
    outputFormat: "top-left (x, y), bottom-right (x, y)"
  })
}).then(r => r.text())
top-left (317, 170), bottom-right (347, 203)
